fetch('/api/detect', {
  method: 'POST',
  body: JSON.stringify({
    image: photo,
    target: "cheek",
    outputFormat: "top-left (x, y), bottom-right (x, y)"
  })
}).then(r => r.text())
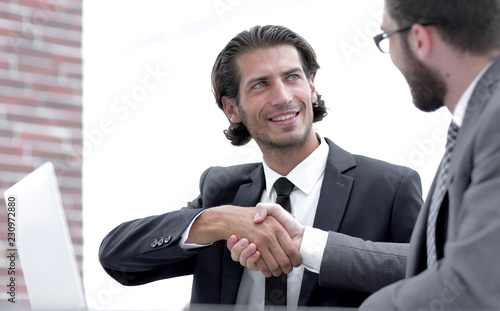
top-left (390, 49), bottom-right (404, 74)
top-left (389, 38), bottom-right (407, 73)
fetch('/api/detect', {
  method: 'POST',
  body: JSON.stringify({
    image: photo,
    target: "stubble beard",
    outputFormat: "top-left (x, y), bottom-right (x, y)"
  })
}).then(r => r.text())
top-left (255, 121), bottom-right (314, 153)
top-left (238, 104), bottom-right (314, 153)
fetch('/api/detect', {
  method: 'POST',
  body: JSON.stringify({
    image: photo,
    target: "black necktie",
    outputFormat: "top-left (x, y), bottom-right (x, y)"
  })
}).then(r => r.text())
top-left (265, 177), bottom-right (294, 306)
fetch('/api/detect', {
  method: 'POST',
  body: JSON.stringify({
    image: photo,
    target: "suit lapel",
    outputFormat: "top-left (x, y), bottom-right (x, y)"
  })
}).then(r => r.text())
top-left (452, 59), bottom-right (500, 180)
top-left (453, 58), bottom-right (500, 172)
top-left (461, 58), bottom-right (500, 131)
top-left (220, 164), bottom-right (265, 304)
top-left (406, 197), bottom-right (431, 276)
top-left (299, 138), bottom-right (356, 305)
top-left (312, 139), bottom-right (356, 232)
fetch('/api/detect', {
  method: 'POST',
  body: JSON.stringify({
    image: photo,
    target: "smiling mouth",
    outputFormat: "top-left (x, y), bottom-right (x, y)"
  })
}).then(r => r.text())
top-left (270, 112), bottom-right (298, 122)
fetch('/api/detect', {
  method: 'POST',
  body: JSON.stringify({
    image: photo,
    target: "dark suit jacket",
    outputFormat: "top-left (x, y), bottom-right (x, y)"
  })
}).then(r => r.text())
top-left (99, 138), bottom-right (422, 308)
top-left (319, 57), bottom-right (500, 309)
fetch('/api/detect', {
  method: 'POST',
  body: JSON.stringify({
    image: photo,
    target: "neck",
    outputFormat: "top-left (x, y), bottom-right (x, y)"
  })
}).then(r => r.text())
top-left (260, 130), bottom-right (320, 176)
top-left (441, 49), bottom-right (500, 113)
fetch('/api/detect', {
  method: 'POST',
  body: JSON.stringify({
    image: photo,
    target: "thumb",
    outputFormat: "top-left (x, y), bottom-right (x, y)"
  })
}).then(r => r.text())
top-left (253, 203), bottom-right (283, 223)
top-left (253, 203), bottom-right (268, 223)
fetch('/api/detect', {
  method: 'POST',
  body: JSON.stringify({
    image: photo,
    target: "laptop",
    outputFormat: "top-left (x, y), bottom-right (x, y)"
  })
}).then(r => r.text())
top-left (3, 162), bottom-right (87, 310)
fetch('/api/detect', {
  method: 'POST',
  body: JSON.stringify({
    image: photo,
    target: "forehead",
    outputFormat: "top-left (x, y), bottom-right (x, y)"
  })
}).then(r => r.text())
top-left (235, 45), bottom-right (303, 79)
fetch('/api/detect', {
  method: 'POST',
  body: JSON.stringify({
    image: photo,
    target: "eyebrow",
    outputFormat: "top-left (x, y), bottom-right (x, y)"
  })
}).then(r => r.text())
top-left (244, 67), bottom-right (303, 89)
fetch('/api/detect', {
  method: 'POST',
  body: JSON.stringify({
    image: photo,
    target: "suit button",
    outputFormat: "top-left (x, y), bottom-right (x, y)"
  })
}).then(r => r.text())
top-left (157, 237), bottom-right (164, 246)
top-left (164, 235), bottom-right (172, 244)
top-left (151, 239), bottom-right (158, 248)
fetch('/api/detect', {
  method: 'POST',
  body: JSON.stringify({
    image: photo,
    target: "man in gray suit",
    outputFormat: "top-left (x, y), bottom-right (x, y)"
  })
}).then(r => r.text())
top-left (229, 0), bottom-right (500, 309)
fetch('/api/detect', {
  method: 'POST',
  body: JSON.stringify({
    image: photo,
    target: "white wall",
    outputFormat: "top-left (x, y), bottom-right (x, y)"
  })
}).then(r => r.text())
top-left (82, 1), bottom-right (451, 309)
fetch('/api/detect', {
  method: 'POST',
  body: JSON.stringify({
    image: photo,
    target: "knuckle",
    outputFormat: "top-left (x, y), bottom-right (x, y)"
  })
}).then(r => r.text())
top-left (258, 233), bottom-right (274, 246)
top-left (279, 259), bottom-right (292, 271)
top-left (284, 245), bottom-right (298, 258)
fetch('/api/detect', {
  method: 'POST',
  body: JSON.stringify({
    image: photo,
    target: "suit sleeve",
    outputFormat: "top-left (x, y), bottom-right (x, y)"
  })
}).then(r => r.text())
top-left (98, 168), bottom-right (213, 286)
top-left (390, 167), bottom-right (423, 243)
top-left (361, 96), bottom-right (500, 309)
top-left (319, 232), bottom-right (409, 293)
top-left (317, 167), bottom-right (421, 293)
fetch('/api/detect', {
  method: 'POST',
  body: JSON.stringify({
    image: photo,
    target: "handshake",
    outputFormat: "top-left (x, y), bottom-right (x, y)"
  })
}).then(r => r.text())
top-left (226, 203), bottom-right (306, 278)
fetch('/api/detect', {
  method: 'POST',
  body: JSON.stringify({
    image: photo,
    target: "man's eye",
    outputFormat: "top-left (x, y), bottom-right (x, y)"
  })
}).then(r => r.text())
top-left (254, 82), bottom-right (266, 89)
top-left (288, 74), bottom-right (299, 81)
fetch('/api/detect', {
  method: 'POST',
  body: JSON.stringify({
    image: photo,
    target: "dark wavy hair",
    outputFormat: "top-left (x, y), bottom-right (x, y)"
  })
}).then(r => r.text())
top-left (386, 0), bottom-right (500, 54)
top-left (211, 25), bottom-right (328, 146)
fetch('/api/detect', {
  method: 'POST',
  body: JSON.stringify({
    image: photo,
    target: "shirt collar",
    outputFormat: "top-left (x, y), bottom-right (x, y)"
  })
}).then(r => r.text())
top-left (263, 134), bottom-right (329, 197)
top-left (453, 61), bottom-right (494, 127)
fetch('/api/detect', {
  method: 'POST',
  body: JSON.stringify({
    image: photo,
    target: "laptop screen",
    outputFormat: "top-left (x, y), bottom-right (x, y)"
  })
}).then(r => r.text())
top-left (3, 162), bottom-right (86, 310)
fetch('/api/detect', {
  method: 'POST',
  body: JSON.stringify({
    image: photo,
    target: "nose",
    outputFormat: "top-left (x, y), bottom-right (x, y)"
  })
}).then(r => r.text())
top-left (270, 81), bottom-right (293, 106)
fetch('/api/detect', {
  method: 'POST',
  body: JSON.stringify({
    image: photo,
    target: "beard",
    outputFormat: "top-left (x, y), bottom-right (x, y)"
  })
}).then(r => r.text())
top-left (401, 40), bottom-right (447, 112)
top-left (237, 102), bottom-right (314, 152)
top-left (251, 121), bottom-right (313, 151)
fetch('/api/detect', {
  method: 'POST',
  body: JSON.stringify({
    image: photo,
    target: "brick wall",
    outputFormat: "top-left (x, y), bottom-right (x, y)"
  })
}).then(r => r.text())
top-left (0, 0), bottom-right (82, 307)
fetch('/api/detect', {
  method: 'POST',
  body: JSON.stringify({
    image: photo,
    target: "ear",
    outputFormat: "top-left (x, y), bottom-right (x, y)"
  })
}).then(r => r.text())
top-left (309, 74), bottom-right (318, 103)
top-left (408, 23), bottom-right (433, 60)
top-left (222, 96), bottom-right (241, 123)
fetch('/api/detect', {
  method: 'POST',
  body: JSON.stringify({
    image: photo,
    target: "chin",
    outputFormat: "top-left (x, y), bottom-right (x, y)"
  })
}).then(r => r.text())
top-left (413, 99), bottom-right (445, 112)
top-left (410, 89), bottom-right (445, 112)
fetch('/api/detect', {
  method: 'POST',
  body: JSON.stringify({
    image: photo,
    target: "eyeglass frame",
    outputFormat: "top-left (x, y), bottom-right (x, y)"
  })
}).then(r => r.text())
top-left (373, 18), bottom-right (447, 53)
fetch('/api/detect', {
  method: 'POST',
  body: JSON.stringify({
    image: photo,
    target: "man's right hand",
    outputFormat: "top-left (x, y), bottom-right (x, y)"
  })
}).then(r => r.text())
top-left (227, 203), bottom-right (306, 277)
top-left (186, 204), bottom-right (301, 277)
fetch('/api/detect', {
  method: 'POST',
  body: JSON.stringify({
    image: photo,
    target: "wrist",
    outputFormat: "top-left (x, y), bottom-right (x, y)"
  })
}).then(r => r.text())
top-left (300, 226), bottom-right (328, 273)
top-left (186, 206), bottom-right (229, 243)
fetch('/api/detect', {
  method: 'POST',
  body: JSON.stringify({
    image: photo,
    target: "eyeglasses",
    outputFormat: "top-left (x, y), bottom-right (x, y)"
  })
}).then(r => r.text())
top-left (373, 18), bottom-right (446, 53)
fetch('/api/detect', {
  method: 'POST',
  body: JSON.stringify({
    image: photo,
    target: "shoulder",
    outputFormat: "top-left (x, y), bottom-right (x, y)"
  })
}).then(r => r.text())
top-left (203, 162), bottom-right (261, 177)
top-left (196, 163), bottom-right (262, 204)
top-left (324, 137), bottom-right (421, 194)
top-left (200, 162), bottom-right (262, 186)
top-left (351, 154), bottom-right (421, 192)
top-left (352, 153), bottom-right (420, 187)
top-left (324, 137), bottom-right (417, 178)
top-left (352, 154), bottom-right (415, 176)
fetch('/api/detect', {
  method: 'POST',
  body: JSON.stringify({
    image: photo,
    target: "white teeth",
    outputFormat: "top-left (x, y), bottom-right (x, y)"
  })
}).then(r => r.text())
top-left (272, 113), bottom-right (297, 122)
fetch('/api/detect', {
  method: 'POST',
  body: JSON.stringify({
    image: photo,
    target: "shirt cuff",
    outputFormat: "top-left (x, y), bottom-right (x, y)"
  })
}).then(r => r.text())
top-left (180, 210), bottom-right (213, 250)
top-left (300, 226), bottom-right (328, 273)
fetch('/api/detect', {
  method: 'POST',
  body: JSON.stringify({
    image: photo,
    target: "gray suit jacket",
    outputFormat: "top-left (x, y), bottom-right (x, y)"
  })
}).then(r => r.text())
top-left (318, 56), bottom-right (500, 309)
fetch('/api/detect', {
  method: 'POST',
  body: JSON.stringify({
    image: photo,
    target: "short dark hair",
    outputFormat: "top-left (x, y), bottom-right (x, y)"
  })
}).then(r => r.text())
top-left (386, 0), bottom-right (500, 54)
top-left (211, 25), bottom-right (328, 146)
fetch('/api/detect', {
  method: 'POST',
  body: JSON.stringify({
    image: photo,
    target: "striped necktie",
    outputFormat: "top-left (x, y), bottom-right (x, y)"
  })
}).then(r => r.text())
top-left (426, 121), bottom-right (459, 268)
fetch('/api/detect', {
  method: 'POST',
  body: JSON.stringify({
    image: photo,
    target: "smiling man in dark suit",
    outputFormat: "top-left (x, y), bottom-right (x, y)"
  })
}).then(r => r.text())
top-left (98, 25), bottom-right (422, 309)
top-left (230, 1), bottom-right (500, 309)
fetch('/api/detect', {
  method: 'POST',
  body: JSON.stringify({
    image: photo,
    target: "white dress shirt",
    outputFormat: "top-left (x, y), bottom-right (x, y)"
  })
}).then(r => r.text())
top-left (452, 61), bottom-right (493, 127)
top-left (178, 134), bottom-right (329, 309)
top-left (235, 135), bottom-right (328, 310)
